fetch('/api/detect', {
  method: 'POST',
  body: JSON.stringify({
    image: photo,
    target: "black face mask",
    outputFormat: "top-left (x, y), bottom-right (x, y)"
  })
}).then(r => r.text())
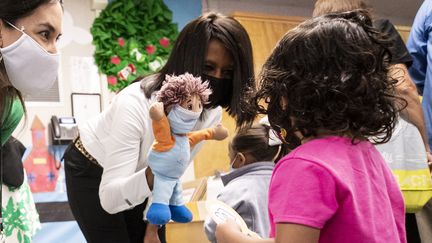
top-left (202, 74), bottom-right (233, 109)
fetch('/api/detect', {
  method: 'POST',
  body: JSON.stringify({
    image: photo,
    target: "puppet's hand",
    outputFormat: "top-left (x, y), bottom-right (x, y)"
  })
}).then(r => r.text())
top-left (213, 124), bottom-right (229, 140)
top-left (149, 102), bottom-right (165, 121)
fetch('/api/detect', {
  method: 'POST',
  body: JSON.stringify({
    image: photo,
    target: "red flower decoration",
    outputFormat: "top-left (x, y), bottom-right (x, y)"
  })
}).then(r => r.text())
top-left (117, 38), bottom-right (125, 47)
top-left (107, 75), bottom-right (118, 85)
top-left (159, 37), bottom-right (170, 48)
top-left (129, 63), bottom-right (136, 73)
top-left (111, 56), bottom-right (121, 65)
top-left (146, 45), bottom-right (156, 55)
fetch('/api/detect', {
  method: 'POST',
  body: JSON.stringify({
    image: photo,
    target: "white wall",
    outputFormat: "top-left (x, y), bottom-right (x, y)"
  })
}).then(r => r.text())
top-left (13, 0), bottom-right (108, 145)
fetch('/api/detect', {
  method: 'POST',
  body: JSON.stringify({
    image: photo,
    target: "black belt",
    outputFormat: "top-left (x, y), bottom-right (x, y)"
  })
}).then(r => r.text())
top-left (72, 137), bottom-right (101, 167)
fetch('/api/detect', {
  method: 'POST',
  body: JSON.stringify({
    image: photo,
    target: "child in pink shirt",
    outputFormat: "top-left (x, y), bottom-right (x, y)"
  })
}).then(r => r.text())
top-left (215, 10), bottom-right (406, 243)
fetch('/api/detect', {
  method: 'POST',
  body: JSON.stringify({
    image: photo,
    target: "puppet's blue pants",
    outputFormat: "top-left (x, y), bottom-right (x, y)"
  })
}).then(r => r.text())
top-left (147, 135), bottom-right (190, 205)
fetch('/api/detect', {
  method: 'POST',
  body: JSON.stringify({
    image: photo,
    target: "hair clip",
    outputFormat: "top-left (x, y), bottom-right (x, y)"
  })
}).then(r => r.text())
top-left (269, 129), bottom-right (283, 146)
top-left (259, 116), bottom-right (283, 146)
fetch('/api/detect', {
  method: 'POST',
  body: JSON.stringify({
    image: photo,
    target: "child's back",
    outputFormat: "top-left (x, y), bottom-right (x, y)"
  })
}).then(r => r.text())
top-left (269, 136), bottom-right (405, 242)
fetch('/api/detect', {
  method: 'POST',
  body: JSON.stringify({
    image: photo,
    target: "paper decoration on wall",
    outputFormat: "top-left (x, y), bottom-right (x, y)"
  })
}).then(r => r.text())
top-left (23, 116), bottom-right (59, 193)
top-left (70, 56), bottom-right (101, 93)
top-left (57, 10), bottom-right (92, 49)
top-left (91, 0), bottom-right (178, 92)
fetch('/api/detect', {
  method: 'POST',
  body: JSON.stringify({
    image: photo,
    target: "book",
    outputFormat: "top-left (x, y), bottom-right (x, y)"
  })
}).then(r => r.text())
top-left (205, 200), bottom-right (261, 239)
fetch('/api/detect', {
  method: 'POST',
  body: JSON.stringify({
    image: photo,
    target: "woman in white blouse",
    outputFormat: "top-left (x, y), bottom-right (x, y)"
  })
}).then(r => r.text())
top-left (63, 12), bottom-right (255, 243)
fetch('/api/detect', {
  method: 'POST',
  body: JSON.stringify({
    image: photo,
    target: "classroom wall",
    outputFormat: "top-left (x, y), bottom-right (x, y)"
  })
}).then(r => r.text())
top-left (204, 0), bottom-right (423, 26)
top-left (14, 0), bottom-right (421, 147)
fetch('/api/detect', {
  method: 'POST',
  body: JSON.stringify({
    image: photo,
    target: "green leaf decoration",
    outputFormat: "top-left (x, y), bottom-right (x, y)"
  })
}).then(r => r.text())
top-left (91, 0), bottom-right (178, 92)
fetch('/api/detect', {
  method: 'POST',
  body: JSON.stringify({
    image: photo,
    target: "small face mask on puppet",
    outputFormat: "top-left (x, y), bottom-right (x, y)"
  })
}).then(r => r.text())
top-left (202, 74), bottom-right (233, 109)
top-left (167, 105), bottom-right (201, 134)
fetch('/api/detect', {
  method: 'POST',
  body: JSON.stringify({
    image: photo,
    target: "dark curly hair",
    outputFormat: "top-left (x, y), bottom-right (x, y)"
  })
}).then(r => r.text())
top-left (251, 10), bottom-right (405, 149)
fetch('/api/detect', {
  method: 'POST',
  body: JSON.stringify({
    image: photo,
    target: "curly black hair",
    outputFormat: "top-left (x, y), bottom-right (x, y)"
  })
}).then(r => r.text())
top-left (251, 10), bottom-right (406, 149)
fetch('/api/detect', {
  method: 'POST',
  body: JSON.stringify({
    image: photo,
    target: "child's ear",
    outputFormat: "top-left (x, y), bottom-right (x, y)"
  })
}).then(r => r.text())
top-left (237, 152), bottom-right (247, 167)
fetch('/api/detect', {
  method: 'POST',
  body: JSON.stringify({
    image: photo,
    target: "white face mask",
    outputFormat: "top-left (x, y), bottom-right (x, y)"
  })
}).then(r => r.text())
top-left (0, 21), bottom-right (60, 95)
top-left (229, 153), bottom-right (239, 172)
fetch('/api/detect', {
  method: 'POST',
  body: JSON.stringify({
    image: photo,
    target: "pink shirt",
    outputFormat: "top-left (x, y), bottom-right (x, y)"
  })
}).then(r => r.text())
top-left (268, 136), bottom-right (406, 243)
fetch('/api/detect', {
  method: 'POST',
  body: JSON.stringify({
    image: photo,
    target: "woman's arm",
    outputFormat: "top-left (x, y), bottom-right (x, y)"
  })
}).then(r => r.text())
top-left (215, 221), bottom-right (319, 243)
top-left (391, 64), bottom-right (431, 161)
top-left (98, 94), bottom-right (153, 214)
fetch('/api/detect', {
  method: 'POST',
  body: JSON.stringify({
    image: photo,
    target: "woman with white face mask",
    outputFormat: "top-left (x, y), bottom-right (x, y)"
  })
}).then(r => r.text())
top-left (0, 0), bottom-right (63, 241)
top-left (1, 0), bottom-right (63, 144)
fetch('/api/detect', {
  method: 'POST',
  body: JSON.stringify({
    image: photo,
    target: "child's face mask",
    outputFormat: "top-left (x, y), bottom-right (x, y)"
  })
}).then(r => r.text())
top-left (0, 21), bottom-right (60, 95)
top-left (229, 153), bottom-right (239, 171)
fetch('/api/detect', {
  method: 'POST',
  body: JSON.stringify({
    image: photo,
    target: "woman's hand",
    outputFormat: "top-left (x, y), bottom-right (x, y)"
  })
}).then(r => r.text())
top-left (215, 220), bottom-right (243, 243)
top-left (145, 167), bottom-right (154, 190)
top-left (427, 151), bottom-right (432, 177)
top-left (149, 102), bottom-right (165, 121)
top-left (216, 220), bottom-right (274, 243)
top-left (144, 224), bottom-right (161, 243)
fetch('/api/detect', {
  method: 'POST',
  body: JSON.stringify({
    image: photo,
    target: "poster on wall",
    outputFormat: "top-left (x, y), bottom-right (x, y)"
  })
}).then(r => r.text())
top-left (24, 116), bottom-right (59, 193)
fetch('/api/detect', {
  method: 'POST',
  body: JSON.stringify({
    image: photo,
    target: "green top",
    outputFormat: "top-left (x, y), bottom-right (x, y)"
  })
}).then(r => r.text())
top-left (1, 99), bottom-right (24, 146)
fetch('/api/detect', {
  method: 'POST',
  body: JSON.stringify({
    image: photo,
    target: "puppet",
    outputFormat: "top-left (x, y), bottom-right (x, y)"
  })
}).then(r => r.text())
top-left (146, 73), bottom-right (229, 225)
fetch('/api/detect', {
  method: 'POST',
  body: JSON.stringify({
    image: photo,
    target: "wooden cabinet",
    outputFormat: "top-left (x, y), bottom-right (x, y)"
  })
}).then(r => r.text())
top-left (232, 12), bottom-right (307, 76)
top-left (395, 25), bottom-right (411, 43)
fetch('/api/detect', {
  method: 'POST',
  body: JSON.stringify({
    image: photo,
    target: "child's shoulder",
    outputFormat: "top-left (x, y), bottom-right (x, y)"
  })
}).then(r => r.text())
top-left (289, 136), bottom-right (370, 157)
top-left (276, 136), bottom-right (372, 172)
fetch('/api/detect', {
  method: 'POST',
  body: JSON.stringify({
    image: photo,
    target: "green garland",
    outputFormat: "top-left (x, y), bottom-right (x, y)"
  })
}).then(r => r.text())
top-left (91, 0), bottom-right (178, 92)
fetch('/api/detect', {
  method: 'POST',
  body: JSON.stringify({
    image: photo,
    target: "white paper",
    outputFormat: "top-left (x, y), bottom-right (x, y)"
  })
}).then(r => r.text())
top-left (70, 56), bottom-right (101, 93)
top-left (72, 94), bottom-right (101, 125)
